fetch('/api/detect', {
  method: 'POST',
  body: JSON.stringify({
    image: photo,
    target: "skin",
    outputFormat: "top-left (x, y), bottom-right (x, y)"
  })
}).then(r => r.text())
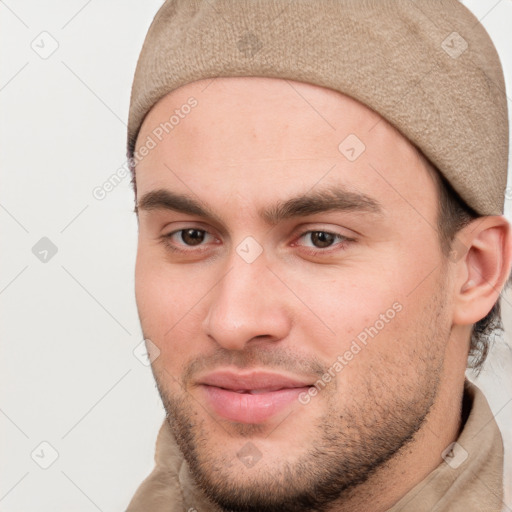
top-left (133, 77), bottom-right (511, 512)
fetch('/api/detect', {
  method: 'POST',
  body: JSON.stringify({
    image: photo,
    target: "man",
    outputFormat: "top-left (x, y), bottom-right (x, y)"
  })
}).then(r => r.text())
top-left (125, 1), bottom-right (511, 511)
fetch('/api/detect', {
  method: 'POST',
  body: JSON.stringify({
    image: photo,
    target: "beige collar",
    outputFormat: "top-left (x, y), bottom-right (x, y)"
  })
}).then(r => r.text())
top-left (126, 380), bottom-right (503, 511)
top-left (387, 380), bottom-right (504, 512)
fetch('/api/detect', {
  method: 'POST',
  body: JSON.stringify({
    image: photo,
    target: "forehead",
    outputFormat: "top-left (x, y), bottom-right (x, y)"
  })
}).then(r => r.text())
top-left (138, 76), bottom-right (394, 159)
top-left (134, 77), bottom-right (437, 222)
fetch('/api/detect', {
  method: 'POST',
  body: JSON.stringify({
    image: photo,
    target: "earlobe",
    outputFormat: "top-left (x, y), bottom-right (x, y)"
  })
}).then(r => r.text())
top-left (452, 216), bottom-right (512, 326)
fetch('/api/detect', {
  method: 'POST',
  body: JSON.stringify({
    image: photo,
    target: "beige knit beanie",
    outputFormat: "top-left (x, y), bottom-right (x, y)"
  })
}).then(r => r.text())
top-left (128, 0), bottom-right (509, 216)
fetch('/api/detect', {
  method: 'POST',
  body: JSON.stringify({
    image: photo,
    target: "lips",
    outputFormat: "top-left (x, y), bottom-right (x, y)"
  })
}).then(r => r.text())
top-left (231, 388), bottom-right (283, 394)
top-left (198, 370), bottom-right (313, 424)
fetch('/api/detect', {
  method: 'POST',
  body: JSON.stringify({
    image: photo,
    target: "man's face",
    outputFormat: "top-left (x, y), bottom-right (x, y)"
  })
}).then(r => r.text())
top-left (134, 77), bottom-right (453, 511)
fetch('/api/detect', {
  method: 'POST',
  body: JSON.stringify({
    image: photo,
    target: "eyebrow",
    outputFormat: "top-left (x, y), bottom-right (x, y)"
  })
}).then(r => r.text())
top-left (136, 186), bottom-right (382, 225)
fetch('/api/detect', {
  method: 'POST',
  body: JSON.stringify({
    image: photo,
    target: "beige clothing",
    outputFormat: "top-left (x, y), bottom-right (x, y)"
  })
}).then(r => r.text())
top-left (126, 381), bottom-right (504, 511)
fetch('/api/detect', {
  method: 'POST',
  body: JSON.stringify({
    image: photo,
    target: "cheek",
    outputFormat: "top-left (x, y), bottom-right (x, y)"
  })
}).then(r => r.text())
top-left (135, 251), bottom-right (180, 339)
top-left (290, 254), bottom-right (442, 364)
top-left (283, 265), bottom-right (400, 346)
top-left (135, 246), bottom-right (198, 322)
top-left (135, 249), bottom-right (211, 366)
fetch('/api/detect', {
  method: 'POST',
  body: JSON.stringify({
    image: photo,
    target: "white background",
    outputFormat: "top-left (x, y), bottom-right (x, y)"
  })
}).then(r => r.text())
top-left (1, 1), bottom-right (511, 510)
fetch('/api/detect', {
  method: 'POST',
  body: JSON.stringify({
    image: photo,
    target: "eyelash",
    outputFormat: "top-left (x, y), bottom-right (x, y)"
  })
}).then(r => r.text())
top-left (161, 227), bottom-right (353, 256)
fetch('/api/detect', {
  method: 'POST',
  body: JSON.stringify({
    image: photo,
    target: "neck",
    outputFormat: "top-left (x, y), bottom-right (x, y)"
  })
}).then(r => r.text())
top-left (325, 338), bottom-right (467, 512)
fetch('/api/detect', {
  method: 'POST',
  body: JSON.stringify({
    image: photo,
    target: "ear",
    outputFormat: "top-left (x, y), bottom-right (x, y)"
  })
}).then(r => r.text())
top-left (452, 216), bottom-right (512, 326)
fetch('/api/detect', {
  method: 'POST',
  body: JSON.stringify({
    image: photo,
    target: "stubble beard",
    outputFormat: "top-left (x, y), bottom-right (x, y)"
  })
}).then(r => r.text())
top-left (149, 292), bottom-right (449, 512)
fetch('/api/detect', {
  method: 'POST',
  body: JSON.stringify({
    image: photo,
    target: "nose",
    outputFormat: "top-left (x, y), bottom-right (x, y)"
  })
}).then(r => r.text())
top-left (202, 253), bottom-right (292, 351)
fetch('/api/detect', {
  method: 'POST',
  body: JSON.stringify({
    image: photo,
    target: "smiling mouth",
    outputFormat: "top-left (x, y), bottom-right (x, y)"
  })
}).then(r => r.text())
top-left (196, 369), bottom-right (315, 423)
top-left (200, 384), bottom-right (313, 423)
top-left (231, 387), bottom-right (301, 394)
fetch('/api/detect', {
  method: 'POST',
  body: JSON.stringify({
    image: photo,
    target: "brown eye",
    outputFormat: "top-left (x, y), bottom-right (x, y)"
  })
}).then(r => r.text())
top-left (310, 231), bottom-right (336, 248)
top-left (180, 228), bottom-right (206, 246)
top-left (294, 230), bottom-right (352, 254)
top-left (163, 227), bottom-right (217, 254)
